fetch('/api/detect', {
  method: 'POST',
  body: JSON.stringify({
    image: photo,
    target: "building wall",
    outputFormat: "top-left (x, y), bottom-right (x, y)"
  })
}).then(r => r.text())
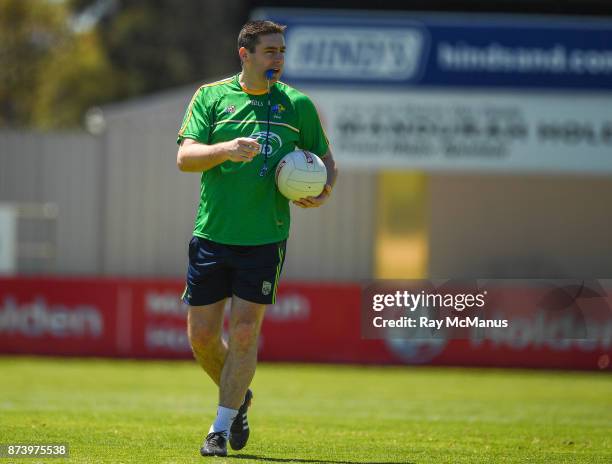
top-left (428, 174), bottom-right (612, 278)
top-left (100, 105), bottom-right (197, 277)
top-left (285, 170), bottom-right (375, 281)
top-left (3, 96), bottom-right (611, 281)
top-left (0, 130), bottom-right (102, 273)
top-left (0, 117), bottom-right (375, 280)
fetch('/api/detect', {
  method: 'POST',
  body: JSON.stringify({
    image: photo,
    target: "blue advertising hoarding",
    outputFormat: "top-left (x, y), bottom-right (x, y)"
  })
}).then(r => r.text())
top-left (255, 9), bottom-right (612, 91)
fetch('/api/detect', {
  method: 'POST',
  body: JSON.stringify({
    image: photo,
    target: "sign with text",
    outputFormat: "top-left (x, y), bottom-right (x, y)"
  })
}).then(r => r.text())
top-left (257, 9), bottom-right (612, 90)
top-left (362, 280), bottom-right (612, 343)
top-left (306, 88), bottom-right (612, 173)
top-left (255, 9), bottom-right (612, 173)
top-left (0, 277), bottom-right (609, 370)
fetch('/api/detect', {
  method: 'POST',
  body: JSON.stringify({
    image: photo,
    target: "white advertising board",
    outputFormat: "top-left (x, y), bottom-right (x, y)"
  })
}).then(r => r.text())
top-left (306, 88), bottom-right (612, 174)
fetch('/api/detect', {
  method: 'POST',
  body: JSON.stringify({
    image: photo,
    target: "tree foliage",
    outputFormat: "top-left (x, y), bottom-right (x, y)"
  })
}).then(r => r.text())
top-left (74, 0), bottom-right (246, 97)
top-left (1, 0), bottom-right (246, 129)
top-left (33, 29), bottom-right (118, 129)
top-left (1, 0), bottom-right (68, 126)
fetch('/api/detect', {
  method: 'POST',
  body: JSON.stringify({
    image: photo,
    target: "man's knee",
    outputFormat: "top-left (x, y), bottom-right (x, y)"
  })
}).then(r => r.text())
top-left (188, 321), bottom-right (222, 353)
top-left (229, 320), bottom-right (260, 352)
top-left (187, 302), bottom-right (225, 353)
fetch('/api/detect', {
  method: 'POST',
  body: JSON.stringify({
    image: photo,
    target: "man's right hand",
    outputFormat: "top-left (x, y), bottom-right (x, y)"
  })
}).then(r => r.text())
top-left (223, 138), bottom-right (261, 162)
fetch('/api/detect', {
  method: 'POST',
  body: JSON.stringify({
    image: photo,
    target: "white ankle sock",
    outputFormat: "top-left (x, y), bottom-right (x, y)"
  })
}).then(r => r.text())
top-left (209, 405), bottom-right (238, 437)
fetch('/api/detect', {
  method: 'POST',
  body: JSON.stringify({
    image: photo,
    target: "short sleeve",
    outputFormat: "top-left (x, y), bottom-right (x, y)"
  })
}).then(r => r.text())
top-left (177, 87), bottom-right (210, 145)
top-left (297, 95), bottom-right (329, 158)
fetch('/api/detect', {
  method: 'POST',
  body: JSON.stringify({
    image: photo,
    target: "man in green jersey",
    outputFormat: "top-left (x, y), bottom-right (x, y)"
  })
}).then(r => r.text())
top-left (176, 20), bottom-right (337, 457)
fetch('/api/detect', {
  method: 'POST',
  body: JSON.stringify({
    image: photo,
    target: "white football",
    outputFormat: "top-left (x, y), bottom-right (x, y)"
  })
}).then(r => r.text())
top-left (275, 150), bottom-right (327, 201)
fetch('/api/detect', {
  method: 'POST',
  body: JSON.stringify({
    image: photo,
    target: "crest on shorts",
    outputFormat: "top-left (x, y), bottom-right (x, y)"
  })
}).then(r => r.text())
top-left (262, 281), bottom-right (272, 296)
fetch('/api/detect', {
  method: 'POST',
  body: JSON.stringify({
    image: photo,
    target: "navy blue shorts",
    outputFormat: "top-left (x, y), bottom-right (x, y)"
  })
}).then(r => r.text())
top-left (182, 236), bottom-right (287, 306)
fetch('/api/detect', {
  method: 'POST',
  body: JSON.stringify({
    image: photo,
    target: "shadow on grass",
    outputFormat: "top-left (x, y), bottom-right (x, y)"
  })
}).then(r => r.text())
top-left (229, 455), bottom-right (413, 464)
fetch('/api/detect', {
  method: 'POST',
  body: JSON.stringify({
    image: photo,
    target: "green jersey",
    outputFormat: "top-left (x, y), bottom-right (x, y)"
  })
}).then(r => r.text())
top-left (177, 74), bottom-right (329, 245)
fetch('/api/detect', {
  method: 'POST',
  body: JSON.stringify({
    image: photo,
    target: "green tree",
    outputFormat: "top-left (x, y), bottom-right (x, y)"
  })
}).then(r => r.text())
top-left (0, 0), bottom-right (67, 126)
top-left (32, 29), bottom-right (118, 129)
top-left (0, 0), bottom-right (246, 129)
top-left (70, 0), bottom-right (246, 98)
top-left (0, 0), bottom-right (118, 128)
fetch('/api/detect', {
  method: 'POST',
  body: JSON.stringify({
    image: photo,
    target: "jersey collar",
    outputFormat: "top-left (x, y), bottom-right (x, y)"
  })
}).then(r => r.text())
top-left (236, 73), bottom-right (273, 95)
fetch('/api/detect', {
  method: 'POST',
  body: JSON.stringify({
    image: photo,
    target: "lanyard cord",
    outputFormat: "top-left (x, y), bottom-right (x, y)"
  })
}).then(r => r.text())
top-left (258, 78), bottom-right (273, 177)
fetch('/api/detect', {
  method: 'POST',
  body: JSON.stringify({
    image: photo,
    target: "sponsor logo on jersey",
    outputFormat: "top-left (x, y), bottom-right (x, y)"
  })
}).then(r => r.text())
top-left (224, 105), bottom-right (236, 114)
top-left (271, 103), bottom-right (286, 118)
top-left (250, 100), bottom-right (264, 107)
top-left (272, 103), bottom-right (286, 119)
top-left (251, 131), bottom-right (283, 156)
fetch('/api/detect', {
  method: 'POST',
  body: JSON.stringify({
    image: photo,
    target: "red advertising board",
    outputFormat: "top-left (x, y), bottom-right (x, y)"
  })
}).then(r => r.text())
top-left (0, 277), bottom-right (610, 370)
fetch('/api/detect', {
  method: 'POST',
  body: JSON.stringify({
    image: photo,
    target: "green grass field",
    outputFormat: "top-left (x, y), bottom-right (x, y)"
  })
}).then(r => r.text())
top-left (1, 357), bottom-right (610, 464)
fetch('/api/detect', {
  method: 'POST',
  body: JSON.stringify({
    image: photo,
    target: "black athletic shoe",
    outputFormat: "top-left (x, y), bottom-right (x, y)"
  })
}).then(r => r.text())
top-left (229, 389), bottom-right (253, 450)
top-left (200, 431), bottom-right (228, 457)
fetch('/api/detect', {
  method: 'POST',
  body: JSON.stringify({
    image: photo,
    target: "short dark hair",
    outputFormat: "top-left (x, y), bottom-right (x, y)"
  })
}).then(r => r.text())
top-left (238, 20), bottom-right (286, 52)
